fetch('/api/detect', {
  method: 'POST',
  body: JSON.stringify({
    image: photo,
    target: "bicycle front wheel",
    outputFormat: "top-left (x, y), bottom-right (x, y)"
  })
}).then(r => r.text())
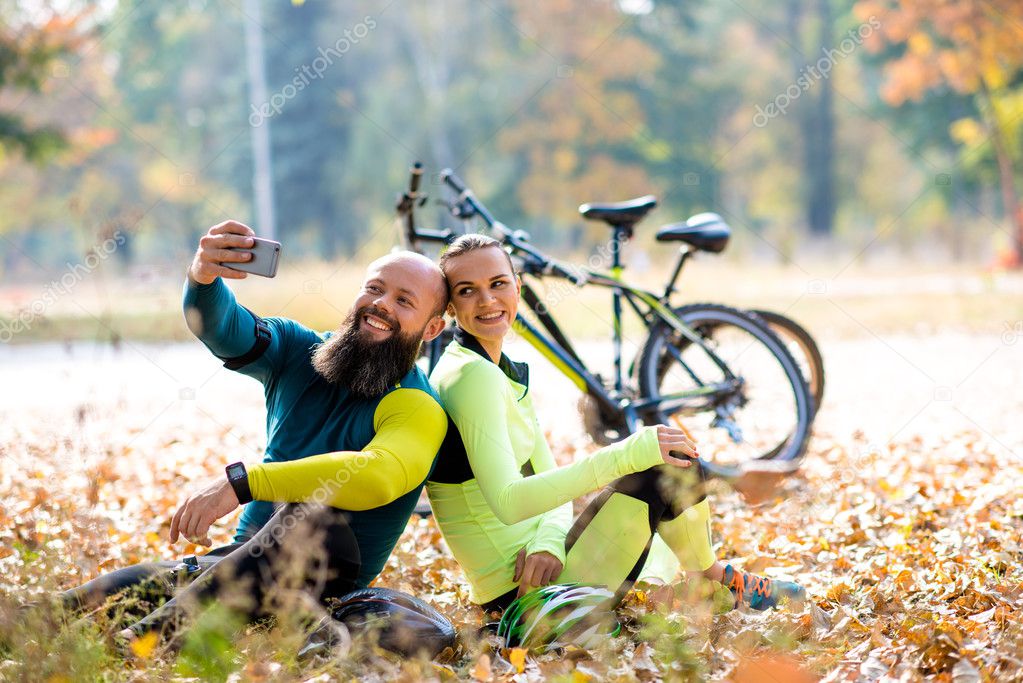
top-left (637, 303), bottom-right (812, 465)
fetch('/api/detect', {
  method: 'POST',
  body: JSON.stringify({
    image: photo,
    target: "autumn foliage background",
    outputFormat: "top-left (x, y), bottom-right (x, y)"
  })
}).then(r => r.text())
top-left (3, 0), bottom-right (1023, 681)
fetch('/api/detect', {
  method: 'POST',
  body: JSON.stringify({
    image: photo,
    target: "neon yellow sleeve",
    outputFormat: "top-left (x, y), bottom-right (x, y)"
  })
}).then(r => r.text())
top-left (523, 426), bottom-right (573, 563)
top-left (443, 360), bottom-right (662, 526)
top-left (246, 389), bottom-right (446, 510)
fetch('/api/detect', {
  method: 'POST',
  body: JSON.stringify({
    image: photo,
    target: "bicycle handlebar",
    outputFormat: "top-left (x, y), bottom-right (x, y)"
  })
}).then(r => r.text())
top-left (397, 161), bottom-right (424, 215)
top-left (395, 162), bottom-right (425, 251)
top-left (440, 168), bottom-right (502, 230)
top-left (408, 161), bottom-right (423, 195)
top-left (437, 167), bottom-right (586, 284)
top-left (397, 161), bottom-right (458, 248)
top-left (439, 168), bottom-right (466, 195)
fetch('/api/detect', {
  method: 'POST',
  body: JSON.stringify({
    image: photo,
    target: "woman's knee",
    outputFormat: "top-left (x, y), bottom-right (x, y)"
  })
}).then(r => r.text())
top-left (609, 465), bottom-right (704, 521)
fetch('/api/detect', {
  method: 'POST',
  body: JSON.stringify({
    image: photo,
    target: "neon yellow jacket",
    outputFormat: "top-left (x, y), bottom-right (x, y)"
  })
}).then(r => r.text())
top-left (426, 334), bottom-right (663, 604)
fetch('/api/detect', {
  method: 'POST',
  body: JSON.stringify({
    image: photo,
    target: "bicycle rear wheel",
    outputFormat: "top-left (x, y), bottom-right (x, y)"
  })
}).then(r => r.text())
top-left (637, 303), bottom-right (812, 465)
top-left (749, 309), bottom-right (825, 415)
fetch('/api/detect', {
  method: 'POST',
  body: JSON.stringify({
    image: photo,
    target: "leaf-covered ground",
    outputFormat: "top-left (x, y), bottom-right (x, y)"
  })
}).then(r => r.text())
top-left (1, 331), bottom-right (1022, 681)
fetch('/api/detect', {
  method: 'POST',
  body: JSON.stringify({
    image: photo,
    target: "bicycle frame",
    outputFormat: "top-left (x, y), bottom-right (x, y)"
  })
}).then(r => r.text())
top-left (661, 247), bottom-right (694, 302)
top-left (510, 259), bottom-right (741, 432)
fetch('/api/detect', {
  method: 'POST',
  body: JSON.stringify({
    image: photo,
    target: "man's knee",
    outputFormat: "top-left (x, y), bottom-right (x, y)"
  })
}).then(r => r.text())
top-left (247, 503), bottom-right (359, 567)
top-left (62, 560), bottom-right (185, 611)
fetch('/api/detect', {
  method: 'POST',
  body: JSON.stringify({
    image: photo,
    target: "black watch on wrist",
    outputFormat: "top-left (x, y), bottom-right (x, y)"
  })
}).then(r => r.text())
top-left (225, 461), bottom-right (253, 505)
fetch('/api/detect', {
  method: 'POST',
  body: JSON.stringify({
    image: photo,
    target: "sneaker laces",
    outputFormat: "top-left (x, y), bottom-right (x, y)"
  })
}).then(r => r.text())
top-left (727, 567), bottom-right (772, 605)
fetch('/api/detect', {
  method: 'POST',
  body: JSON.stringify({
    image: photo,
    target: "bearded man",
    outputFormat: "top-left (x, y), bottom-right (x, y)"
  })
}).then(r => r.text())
top-left (64, 220), bottom-right (449, 641)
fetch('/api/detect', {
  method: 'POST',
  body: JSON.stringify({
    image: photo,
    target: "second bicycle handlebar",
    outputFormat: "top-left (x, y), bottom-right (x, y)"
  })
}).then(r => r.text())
top-left (439, 168), bottom-right (582, 281)
top-left (398, 161), bottom-right (453, 246)
top-left (439, 169), bottom-right (502, 234)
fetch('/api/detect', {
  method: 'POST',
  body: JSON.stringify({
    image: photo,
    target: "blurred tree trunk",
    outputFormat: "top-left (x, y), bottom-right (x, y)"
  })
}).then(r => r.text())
top-left (397, 4), bottom-right (455, 167)
top-left (243, 0), bottom-right (276, 241)
top-left (807, 0), bottom-right (836, 236)
top-left (979, 86), bottom-right (1023, 265)
top-left (788, 0), bottom-right (836, 237)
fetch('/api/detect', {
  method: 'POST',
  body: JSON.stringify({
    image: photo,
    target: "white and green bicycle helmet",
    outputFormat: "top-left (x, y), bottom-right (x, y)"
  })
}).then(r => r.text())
top-left (497, 584), bottom-right (620, 651)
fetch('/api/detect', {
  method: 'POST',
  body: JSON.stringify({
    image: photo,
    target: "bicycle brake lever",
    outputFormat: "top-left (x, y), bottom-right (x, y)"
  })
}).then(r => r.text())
top-left (453, 199), bottom-right (476, 220)
top-left (434, 198), bottom-right (473, 219)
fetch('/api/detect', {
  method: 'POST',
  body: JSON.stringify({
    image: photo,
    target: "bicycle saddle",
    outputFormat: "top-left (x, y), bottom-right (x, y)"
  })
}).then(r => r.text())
top-left (655, 212), bottom-right (731, 253)
top-left (578, 195), bottom-right (657, 226)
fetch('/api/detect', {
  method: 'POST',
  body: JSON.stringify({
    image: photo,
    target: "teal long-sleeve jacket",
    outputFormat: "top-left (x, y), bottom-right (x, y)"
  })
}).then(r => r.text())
top-left (182, 277), bottom-right (446, 587)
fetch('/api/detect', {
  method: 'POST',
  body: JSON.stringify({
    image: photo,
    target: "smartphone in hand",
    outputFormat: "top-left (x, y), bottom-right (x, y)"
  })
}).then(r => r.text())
top-left (224, 237), bottom-right (281, 278)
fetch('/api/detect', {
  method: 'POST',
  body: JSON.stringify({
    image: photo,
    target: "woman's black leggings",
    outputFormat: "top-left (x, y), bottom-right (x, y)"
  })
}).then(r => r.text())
top-left (483, 463), bottom-right (711, 613)
top-left (62, 503), bottom-right (362, 637)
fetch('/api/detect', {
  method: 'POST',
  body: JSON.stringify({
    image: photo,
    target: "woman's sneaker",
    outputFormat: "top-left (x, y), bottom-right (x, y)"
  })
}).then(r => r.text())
top-left (723, 564), bottom-right (805, 610)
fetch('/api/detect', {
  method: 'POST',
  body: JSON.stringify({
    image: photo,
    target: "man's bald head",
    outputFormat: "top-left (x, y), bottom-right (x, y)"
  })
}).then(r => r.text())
top-left (311, 251), bottom-right (448, 396)
top-left (367, 251), bottom-right (448, 317)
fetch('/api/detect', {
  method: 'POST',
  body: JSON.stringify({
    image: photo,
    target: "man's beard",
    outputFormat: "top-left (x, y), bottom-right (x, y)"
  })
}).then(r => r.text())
top-left (311, 305), bottom-right (424, 398)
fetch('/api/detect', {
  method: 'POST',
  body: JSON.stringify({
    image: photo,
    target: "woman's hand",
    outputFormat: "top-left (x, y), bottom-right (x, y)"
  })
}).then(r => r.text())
top-left (656, 424), bottom-right (699, 467)
top-left (514, 548), bottom-right (564, 597)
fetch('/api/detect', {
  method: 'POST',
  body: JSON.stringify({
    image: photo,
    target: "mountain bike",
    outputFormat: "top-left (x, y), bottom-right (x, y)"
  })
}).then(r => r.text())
top-left (395, 163), bottom-right (815, 468)
top-left (396, 166), bottom-right (825, 418)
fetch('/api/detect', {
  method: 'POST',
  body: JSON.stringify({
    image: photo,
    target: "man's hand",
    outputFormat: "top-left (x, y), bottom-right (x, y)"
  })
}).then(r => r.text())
top-left (513, 547), bottom-right (564, 598)
top-left (188, 220), bottom-right (257, 285)
top-left (170, 477), bottom-right (240, 546)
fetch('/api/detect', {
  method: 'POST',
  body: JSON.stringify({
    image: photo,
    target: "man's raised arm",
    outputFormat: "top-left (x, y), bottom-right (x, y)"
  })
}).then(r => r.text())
top-left (182, 220), bottom-right (265, 363)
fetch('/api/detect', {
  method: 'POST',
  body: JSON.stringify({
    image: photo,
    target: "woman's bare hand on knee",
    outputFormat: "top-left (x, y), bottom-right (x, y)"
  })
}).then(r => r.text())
top-left (656, 424), bottom-right (699, 467)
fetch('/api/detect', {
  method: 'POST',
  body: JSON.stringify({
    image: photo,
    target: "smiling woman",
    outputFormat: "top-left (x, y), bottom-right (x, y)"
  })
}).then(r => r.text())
top-left (439, 235), bottom-right (519, 363)
top-left (427, 234), bottom-right (806, 624)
